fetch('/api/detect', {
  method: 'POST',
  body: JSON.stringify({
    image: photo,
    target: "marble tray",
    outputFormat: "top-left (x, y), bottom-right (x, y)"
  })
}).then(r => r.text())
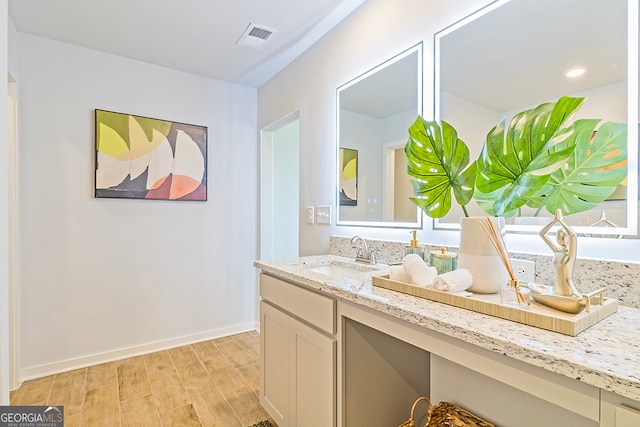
top-left (372, 275), bottom-right (618, 336)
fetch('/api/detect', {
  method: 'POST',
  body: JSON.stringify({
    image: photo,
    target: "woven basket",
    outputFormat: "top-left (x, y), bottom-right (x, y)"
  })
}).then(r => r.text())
top-left (398, 396), bottom-right (494, 427)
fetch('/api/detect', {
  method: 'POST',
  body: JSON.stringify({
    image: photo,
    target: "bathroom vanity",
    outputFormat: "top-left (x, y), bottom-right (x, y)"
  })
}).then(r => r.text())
top-left (255, 255), bottom-right (640, 427)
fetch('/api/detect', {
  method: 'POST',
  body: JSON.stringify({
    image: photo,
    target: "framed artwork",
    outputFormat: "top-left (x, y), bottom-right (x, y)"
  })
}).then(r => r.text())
top-left (95, 109), bottom-right (207, 201)
top-left (339, 147), bottom-right (358, 206)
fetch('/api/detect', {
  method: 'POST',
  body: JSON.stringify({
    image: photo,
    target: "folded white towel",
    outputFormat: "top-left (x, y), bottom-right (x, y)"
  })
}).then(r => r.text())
top-left (403, 254), bottom-right (437, 288)
top-left (389, 265), bottom-right (406, 282)
top-left (433, 268), bottom-right (473, 293)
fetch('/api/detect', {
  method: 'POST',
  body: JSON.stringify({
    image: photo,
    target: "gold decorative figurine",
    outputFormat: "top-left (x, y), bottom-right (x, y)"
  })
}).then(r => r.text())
top-left (528, 209), bottom-right (607, 313)
top-left (539, 209), bottom-right (580, 297)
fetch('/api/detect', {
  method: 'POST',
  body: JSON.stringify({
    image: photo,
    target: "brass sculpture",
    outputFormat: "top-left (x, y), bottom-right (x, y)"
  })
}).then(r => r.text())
top-left (540, 210), bottom-right (580, 297)
top-left (528, 210), bottom-right (606, 314)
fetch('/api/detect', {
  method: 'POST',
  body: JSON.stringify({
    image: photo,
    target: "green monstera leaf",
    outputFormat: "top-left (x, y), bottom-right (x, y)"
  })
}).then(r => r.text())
top-left (473, 187), bottom-right (519, 218)
top-left (475, 96), bottom-right (585, 216)
top-left (533, 119), bottom-right (628, 216)
top-left (405, 116), bottom-right (476, 218)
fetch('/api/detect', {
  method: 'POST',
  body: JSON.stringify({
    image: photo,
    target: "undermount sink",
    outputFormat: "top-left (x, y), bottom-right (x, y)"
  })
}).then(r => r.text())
top-left (306, 261), bottom-right (380, 277)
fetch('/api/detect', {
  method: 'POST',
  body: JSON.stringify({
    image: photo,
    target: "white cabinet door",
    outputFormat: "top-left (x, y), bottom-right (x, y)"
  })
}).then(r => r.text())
top-left (615, 405), bottom-right (640, 427)
top-left (601, 390), bottom-right (640, 427)
top-left (260, 301), bottom-right (290, 427)
top-left (290, 317), bottom-right (336, 427)
top-left (261, 301), bottom-right (337, 427)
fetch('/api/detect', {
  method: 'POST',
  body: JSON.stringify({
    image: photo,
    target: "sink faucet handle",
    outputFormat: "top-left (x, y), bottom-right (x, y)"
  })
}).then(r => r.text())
top-left (351, 236), bottom-right (378, 264)
top-left (369, 247), bottom-right (381, 264)
top-left (350, 236), bottom-right (370, 260)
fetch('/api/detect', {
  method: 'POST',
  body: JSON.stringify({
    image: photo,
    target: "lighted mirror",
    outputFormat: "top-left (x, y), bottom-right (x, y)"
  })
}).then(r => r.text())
top-left (337, 43), bottom-right (423, 228)
top-left (434, 0), bottom-right (638, 237)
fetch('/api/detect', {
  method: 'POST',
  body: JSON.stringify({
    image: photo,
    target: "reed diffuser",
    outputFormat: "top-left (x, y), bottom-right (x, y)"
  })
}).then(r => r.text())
top-left (481, 217), bottom-right (531, 307)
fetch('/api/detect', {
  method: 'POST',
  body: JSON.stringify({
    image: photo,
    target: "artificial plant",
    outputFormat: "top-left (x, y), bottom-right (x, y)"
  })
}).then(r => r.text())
top-left (405, 96), bottom-right (628, 219)
top-left (405, 119), bottom-right (476, 218)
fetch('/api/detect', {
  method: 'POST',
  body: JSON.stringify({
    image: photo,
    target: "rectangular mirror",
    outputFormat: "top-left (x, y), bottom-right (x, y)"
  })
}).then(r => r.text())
top-left (434, 0), bottom-right (638, 237)
top-left (337, 43), bottom-right (423, 228)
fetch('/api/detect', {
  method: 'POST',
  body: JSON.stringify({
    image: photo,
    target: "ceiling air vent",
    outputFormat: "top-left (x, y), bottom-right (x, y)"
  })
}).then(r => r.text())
top-left (237, 23), bottom-right (277, 49)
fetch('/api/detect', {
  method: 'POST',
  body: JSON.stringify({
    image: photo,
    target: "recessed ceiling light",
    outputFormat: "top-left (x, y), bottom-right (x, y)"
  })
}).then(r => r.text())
top-left (565, 67), bottom-right (587, 78)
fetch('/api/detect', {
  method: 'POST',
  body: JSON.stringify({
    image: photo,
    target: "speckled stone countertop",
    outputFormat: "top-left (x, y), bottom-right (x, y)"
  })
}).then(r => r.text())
top-left (330, 236), bottom-right (640, 308)
top-left (254, 255), bottom-right (640, 402)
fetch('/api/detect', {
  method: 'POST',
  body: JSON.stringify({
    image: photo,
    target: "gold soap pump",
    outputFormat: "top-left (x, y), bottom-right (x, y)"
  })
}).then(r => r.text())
top-left (404, 230), bottom-right (426, 260)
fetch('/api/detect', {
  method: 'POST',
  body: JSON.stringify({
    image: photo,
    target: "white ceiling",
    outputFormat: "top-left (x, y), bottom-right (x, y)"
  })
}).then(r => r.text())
top-left (8, 0), bottom-right (630, 108)
top-left (8, 0), bottom-right (367, 88)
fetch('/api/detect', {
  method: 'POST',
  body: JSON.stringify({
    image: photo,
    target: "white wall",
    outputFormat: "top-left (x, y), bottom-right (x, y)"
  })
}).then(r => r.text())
top-left (338, 107), bottom-right (416, 223)
top-left (7, 14), bottom-right (20, 394)
top-left (339, 110), bottom-right (382, 221)
top-left (381, 109), bottom-right (416, 143)
top-left (441, 91), bottom-right (501, 162)
top-left (1, 0), bottom-right (11, 405)
top-left (258, 0), bottom-right (491, 256)
top-left (12, 33), bottom-right (258, 378)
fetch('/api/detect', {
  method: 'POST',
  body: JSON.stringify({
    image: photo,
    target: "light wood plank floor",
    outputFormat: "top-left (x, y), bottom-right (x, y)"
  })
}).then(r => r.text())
top-left (10, 331), bottom-right (276, 427)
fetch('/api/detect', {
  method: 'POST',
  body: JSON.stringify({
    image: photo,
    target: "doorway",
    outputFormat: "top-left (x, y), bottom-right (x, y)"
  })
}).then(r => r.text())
top-left (260, 112), bottom-right (300, 260)
top-left (382, 139), bottom-right (414, 222)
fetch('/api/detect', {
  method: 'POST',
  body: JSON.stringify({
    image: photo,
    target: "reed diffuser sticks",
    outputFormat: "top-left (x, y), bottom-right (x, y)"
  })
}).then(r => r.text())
top-left (481, 217), bottom-right (526, 304)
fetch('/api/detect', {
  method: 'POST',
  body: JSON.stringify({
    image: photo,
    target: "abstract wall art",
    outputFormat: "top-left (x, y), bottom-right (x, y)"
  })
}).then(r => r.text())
top-left (339, 147), bottom-right (358, 206)
top-left (95, 110), bottom-right (207, 201)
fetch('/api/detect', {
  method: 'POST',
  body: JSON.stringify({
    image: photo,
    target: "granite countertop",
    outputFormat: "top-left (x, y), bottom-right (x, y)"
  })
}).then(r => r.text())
top-left (254, 254), bottom-right (640, 402)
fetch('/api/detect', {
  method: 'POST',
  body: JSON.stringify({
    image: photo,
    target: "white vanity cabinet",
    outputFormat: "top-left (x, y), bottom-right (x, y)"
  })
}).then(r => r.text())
top-left (341, 300), bottom-right (640, 427)
top-left (254, 256), bottom-right (640, 427)
top-left (259, 273), bottom-right (336, 427)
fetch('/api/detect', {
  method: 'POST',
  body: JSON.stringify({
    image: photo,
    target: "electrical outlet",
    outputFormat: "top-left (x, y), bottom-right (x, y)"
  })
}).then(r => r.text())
top-left (510, 258), bottom-right (535, 284)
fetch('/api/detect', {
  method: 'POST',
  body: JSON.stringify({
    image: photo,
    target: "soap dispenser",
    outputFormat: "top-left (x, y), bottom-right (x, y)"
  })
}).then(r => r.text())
top-left (405, 230), bottom-right (425, 260)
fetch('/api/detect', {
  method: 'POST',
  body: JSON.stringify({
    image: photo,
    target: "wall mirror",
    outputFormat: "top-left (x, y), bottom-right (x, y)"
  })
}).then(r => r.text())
top-left (434, 0), bottom-right (638, 237)
top-left (336, 43), bottom-right (423, 228)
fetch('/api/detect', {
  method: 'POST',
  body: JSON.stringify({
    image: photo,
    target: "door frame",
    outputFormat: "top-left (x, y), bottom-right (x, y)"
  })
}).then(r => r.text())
top-left (259, 111), bottom-right (300, 260)
top-left (7, 74), bottom-right (19, 392)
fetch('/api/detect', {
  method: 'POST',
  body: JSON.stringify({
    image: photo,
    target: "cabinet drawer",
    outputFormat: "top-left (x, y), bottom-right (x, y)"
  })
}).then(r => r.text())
top-left (260, 273), bottom-right (336, 334)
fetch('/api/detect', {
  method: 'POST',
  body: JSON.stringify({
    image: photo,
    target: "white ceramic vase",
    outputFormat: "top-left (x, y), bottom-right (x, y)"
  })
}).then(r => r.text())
top-left (457, 217), bottom-right (510, 294)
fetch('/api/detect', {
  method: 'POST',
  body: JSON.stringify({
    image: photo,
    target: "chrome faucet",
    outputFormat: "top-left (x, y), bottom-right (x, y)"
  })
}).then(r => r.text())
top-left (351, 236), bottom-right (377, 264)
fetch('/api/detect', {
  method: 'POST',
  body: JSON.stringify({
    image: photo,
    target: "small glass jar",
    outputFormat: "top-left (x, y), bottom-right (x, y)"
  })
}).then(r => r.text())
top-left (429, 247), bottom-right (457, 275)
top-left (501, 280), bottom-right (531, 307)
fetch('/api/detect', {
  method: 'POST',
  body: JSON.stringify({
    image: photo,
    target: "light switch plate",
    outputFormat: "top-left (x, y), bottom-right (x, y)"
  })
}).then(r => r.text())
top-left (316, 205), bottom-right (331, 224)
top-left (306, 206), bottom-right (315, 224)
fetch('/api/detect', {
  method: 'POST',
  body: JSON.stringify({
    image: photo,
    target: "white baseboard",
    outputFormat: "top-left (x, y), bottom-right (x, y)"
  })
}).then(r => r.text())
top-left (18, 322), bottom-right (258, 383)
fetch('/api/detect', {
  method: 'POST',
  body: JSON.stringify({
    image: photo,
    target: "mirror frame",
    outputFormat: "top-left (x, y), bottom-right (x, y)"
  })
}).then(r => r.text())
top-left (432, 0), bottom-right (638, 237)
top-left (336, 43), bottom-right (424, 229)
